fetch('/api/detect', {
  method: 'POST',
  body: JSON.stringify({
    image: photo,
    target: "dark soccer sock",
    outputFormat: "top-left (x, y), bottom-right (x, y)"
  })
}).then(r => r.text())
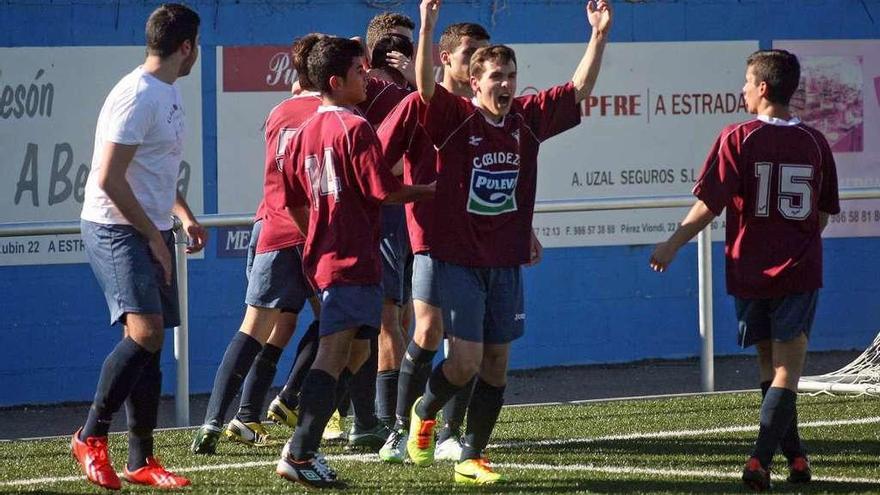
top-left (415, 361), bottom-right (464, 421)
top-left (278, 320), bottom-right (320, 408)
top-left (81, 337), bottom-right (153, 439)
top-left (125, 350), bottom-right (161, 470)
top-left (334, 368), bottom-right (354, 411)
top-left (439, 376), bottom-right (475, 443)
top-left (751, 386), bottom-right (797, 468)
top-left (202, 332), bottom-right (262, 428)
top-left (760, 380), bottom-right (805, 460)
top-left (376, 369), bottom-right (399, 426)
top-left (395, 341), bottom-right (436, 429)
top-left (349, 344), bottom-right (379, 430)
top-left (289, 369), bottom-right (337, 459)
top-left (460, 378), bottom-right (505, 460)
top-left (237, 343), bottom-right (283, 423)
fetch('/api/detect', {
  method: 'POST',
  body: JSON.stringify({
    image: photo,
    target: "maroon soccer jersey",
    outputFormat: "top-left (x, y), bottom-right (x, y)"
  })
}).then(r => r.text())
top-left (358, 77), bottom-right (412, 128)
top-left (377, 91), bottom-right (441, 254)
top-left (255, 93), bottom-right (321, 254)
top-left (693, 116), bottom-right (840, 298)
top-left (417, 83), bottom-right (580, 267)
top-left (281, 106), bottom-right (402, 290)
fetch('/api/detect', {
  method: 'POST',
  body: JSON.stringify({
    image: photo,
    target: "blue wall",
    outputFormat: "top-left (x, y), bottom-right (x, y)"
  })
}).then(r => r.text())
top-left (2, 0), bottom-right (879, 406)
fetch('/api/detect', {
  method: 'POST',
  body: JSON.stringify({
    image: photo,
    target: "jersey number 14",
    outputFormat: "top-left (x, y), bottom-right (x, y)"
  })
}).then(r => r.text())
top-left (305, 148), bottom-right (342, 207)
top-left (754, 163), bottom-right (814, 220)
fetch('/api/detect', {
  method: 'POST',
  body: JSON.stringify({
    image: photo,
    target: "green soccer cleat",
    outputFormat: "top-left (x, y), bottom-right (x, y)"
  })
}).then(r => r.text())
top-left (191, 424), bottom-right (222, 455)
top-left (406, 397), bottom-right (437, 467)
top-left (267, 396), bottom-right (298, 429)
top-left (454, 458), bottom-right (504, 485)
top-left (322, 410), bottom-right (347, 442)
top-left (379, 428), bottom-right (408, 463)
top-left (224, 418), bottom-right (272, 447)
top-left (347, 422), bottom-right (390, 452)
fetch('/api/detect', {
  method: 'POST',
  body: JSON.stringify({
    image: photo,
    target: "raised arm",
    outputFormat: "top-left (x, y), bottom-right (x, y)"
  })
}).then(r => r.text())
top-left (416, 0), bottom-right (441, 103)
top-left (572, 0), bottom-right (612, 103)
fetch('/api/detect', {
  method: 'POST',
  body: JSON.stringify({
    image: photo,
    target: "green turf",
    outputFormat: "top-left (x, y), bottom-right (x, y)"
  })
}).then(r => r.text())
top-left (2, 392), bottom-right (878, 494)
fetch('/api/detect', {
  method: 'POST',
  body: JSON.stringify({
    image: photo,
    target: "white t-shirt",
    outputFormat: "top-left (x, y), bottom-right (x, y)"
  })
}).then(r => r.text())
top-left (81, 66), bottom-right (186, 231)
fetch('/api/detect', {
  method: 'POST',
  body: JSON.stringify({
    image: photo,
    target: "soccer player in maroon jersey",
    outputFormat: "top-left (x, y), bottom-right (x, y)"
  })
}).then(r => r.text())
top-left (274, 37), bottom-right (433, 489)
top-left (649, 50), bottom-right (840, 491)
top-left (403, 0), bottom-right (612, 484)
top-left (376, 21), bottom-right (492, 464)
top-left (190, 34), bottom-right (326, 454)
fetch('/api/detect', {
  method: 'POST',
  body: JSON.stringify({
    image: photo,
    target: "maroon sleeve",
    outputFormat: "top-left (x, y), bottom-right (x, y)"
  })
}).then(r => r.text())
top-left (377, 93), bottom-right (421, 167)
top-left (281, 134), bottom-right (310, 209)
top-left (692, 126), bottom-right (742, 216)
top-left (517, 82), bottom-right (581, 141)
top-left (816, 133), bottom-right (841, 215)
top-left (418, 84), bottom-right (471, 147)
top-left (350, 120), bottom-right (402, 203)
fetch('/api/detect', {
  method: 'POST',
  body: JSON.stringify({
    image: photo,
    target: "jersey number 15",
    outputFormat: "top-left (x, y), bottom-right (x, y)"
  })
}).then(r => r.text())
top-left (754, 163), bottom-right (814, 220)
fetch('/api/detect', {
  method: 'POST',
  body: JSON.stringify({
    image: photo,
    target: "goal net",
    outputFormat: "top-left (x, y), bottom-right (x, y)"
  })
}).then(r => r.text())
top-left (799, 332), bottom-right (880, 395)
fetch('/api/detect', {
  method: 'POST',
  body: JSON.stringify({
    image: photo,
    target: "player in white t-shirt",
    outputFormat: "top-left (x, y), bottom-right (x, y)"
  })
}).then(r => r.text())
top-left (73, 4), bottom-right (205, 491)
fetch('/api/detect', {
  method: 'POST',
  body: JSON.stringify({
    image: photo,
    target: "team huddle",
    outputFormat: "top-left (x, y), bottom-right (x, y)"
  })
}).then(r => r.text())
top-left (70, 0), bottom-right (839, 492)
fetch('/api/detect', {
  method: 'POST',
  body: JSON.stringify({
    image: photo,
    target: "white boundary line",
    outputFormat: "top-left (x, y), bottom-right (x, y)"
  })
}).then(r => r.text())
top-left (3, 416), bottom-right (880, 488)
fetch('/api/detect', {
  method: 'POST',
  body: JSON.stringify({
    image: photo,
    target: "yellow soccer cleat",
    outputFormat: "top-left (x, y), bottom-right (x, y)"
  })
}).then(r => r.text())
top-left (267, 396), bottom-right (299, 429)
top-left (454, 458), bottom-right (504, 485)
top-left (322, 410), bottom-right (347, 442)
top-left (406, 397), bottom-right (437, 467)
top-left (224, 418), bottom-right (272, 447)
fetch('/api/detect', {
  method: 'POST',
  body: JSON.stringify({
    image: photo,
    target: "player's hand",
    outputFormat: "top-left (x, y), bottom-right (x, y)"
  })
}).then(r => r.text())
top-left (420, 0), bottom-right (441, 33)
top-left (649, 242), bottom-right (676, 272)
top-left (387, 51), bottom-right (416, 85)
top-left (526, 230), bottom-right (544, 266)
top-left (148, 232), bottom-right (173, 286)
top-left (587, 0), bottom-right (612, 34)
top-left (182, 218), bottom-right (208, 254)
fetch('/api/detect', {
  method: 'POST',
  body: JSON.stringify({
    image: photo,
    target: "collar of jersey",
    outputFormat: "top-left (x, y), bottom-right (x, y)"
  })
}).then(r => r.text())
top-left (471, 98), bottom-right (507, 127)
top-left (756, 114), bottom-right (801, 126)
top-left (317, 105), bottom-right (353, 114)
top-left (293, 91), bottom-right (320, 99)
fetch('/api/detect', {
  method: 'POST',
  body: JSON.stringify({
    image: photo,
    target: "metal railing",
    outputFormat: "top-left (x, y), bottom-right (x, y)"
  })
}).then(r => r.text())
top-left (2, 187), bottom-right (879, 426)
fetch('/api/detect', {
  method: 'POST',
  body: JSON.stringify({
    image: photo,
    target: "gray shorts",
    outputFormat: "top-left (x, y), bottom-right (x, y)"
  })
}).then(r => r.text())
top-left (735, 291), bottom-right (818, 348)
top-left (319, 284), bottom-right (382, 339)
top-left (436, 260), bottom-right (524, 344)
top-left (380, 205), bottom-right (411, 305)
top-left (245, 221), bottom-right (313, 312)
top-left (81, 219), bottom-right (180, 328)
top-left (412, 253), bottom-right (442, 306)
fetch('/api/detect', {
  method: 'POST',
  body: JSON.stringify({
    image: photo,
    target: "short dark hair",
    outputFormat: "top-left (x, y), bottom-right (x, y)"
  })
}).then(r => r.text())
top-left (439, 23), bottom-right (490, 54)
top-left (308, 37), bottom-right (364, 94)
top-left (291, 33), bottom-right (327, 92)
top-left (366, 12), bottom-right (415, 53)
top-left (145, 3), bottom-right (200, 59)
top-left (746, 49), bottom-right (801, 105)
top-left (370, 33), bottom-right (413, 71)
top-left (469, 45), bottom-right (516, 80)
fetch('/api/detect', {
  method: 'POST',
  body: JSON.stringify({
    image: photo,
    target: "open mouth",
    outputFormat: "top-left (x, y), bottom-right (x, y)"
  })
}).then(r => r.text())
top-left (497, 93), bottom-right (511, 106)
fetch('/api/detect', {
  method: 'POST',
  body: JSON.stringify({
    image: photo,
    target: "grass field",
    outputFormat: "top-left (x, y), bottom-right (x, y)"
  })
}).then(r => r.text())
top-left (2, 391), bottom-right (878, 494)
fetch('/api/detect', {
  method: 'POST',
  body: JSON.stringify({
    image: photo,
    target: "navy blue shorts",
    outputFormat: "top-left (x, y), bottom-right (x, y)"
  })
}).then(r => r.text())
top-left (380, 205), bottom-right (411, 305)
top-left (244, 221), bottom-right (313, 312)
top-left (318, 284), bottom-right (382, 339)
top-left (81, 219), bottom-right (180, 328)
top-left (411, 253), bottom-right (442, 306)
top-left (735, 291), bottom-right (818, 348)
top-left (437, 260), bottom-right (524, 344)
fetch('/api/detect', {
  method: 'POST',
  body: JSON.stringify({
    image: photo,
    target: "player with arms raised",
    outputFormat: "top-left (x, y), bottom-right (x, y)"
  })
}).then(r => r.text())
top-left (404, 0), bottom-right (611, 485)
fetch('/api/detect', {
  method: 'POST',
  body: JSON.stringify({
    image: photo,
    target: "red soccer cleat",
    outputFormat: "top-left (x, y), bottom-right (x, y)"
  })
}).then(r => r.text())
top-left (70, 428), bottom-right (122, 490)
top-left (787, 455), bottom-right (812, 483)
top-left (742, 456), bottom-right (771, 492)
top-left (122, 456), bottom-right (191, 489)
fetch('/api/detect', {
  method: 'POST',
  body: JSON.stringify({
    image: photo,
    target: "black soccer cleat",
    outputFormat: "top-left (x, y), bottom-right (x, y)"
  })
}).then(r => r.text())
top-left (742, 457), bottom-right (772, 492)
top-left (786, 455), bottom-right (811, 484)
top-left (276, 445), bottom-right (343, 489)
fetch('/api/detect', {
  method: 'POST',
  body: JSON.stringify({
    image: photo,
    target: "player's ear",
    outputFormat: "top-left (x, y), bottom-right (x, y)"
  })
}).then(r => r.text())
top-left (757, 80), bottom-right (769, 99)
top-left (470, 75), bottom-right (480, 93)
top-left (328, 74), bottom-right (343, 91)
top-left (439, 50), bottom-right (451, 67)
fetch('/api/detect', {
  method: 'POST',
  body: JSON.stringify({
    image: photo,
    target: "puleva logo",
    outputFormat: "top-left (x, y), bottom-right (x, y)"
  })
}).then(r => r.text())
top-left (467, 169), bottom-right (518, 215)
